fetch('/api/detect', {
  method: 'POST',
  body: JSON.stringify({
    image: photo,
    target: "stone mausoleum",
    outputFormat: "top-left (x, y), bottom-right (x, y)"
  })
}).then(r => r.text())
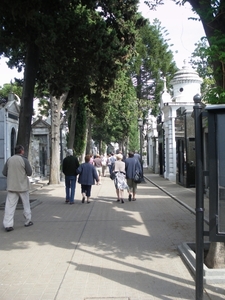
top-left (0, 93), bottom-right (20, 189)
top-left (147, 61), bottom-right (203, 187)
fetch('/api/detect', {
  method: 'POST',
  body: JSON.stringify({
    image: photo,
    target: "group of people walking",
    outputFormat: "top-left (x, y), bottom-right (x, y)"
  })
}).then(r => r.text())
top-left (62, 150), bottom-right (99, 204)
top-left (63, 149), bottom-right (142, 205)
top-left (2, 145), bottom-right (142, 232)
top-left (112, 151), bottom-right (142, 203)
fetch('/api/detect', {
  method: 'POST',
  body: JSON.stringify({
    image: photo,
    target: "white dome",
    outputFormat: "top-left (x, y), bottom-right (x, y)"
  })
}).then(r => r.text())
top-left (171, 61), bottom-right (203, 103)
top-left (171, 61), bottom-right (203, 85)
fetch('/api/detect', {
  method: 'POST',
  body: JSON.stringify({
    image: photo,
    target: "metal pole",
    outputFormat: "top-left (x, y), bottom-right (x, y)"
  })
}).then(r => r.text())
top-left (193, 94), bottom-right (204, 300)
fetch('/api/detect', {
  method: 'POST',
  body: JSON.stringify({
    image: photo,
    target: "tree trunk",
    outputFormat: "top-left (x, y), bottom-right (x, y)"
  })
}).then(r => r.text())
top-left (205, 242), bottom-right (225, 269)
top-left (67, 95), bottom-right (78, 149)
top-left (188, 0), bottom-right (225, 89)
top-left (80, 119), bottom-right (89, 163)
top-left (49, 92), bottom-right (68, 184)
top-left (17, 42), bottom-right (39, 157)
top-left (85, 116), bottom-right (92, 155)
top-left (99, 140), bottom-right (102, 155)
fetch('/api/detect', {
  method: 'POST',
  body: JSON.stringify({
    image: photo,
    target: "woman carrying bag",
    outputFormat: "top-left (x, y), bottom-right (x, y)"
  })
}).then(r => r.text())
top-left (113, 153), bottom-right (128, 203)
top-left (125, 151), bottom-right (142, 201)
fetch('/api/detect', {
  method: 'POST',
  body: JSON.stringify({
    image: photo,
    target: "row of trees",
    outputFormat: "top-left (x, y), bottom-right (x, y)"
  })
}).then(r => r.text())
top-left (0, 0), bottom-right (177, 184)
top-left (0, 0), bottom-right (140, 183)
top-left (0, 0), bottom-right (139, 149)
top-left (1, 0), bottom-right (224, 269)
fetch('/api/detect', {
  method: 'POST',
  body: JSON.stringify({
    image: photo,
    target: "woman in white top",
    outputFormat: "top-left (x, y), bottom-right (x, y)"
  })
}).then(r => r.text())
top-left (113, 153), bottom-right (128, 203)
top-left (101, 155), bottom-right (108, 177)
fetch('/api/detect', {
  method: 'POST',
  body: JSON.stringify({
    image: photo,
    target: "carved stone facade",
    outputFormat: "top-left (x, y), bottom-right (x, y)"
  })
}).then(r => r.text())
top-left (0, 94), bottom-right (67, 190)
top-left (29, 118), bottom-right (51, 179)
top-left (0, 93), bottom-right (19, 189)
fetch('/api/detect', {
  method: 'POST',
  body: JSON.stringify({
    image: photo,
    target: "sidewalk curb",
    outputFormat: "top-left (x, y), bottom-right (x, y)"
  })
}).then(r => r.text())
top-left (144, 174), bottom-right (209, 225)
top-left (178, 242), bottom-right (225, 284)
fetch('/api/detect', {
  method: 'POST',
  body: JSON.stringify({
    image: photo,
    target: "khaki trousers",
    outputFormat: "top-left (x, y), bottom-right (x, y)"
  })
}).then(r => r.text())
top-left (3, 191), bottom-right (31, 228)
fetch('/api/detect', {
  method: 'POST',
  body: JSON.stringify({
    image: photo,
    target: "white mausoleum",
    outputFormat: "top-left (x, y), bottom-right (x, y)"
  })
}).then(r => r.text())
top-left (161, 61), bottom-right (203, 182)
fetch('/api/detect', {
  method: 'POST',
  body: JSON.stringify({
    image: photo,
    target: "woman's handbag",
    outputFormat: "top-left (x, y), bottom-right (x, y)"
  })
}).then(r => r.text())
top-left (110, 172), bottom-right (116, 180)
top-left (133, 171), bottom-right (142, 183)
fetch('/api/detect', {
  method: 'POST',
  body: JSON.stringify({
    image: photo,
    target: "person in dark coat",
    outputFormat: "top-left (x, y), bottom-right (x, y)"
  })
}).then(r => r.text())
top-left (62, 149), bottom-right (80, 204)
top-left (76, 155), bottom-right (99, 203)
top-left (125, 151), bottom-right (142, 201)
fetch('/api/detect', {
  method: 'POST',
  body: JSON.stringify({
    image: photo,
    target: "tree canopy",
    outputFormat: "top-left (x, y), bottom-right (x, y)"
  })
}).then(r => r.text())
top-left (130, 18), bottom-right (177, 116)
top-left (0, 0), bottom-right (141, 153)
top-left (0, 2), bottom-right (178, 157)
top-left (90, 17), bottom-right (177, 152)
top-left (190, 38), bottom-right (215, 101)
top-left (145, 0), bottom-right (225, 103)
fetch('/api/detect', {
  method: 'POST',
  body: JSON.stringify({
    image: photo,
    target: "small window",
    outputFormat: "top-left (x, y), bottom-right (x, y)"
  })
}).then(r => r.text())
top-left (180, 88), bottom-right (184, 92)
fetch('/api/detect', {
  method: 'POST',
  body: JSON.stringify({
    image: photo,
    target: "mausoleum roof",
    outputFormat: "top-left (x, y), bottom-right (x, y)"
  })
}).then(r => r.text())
top-left (171, 61), bottom-right (203, 85)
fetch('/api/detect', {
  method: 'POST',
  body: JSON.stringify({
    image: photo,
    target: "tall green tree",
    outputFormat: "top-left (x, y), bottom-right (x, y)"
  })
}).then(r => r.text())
top-left (42, 1), bottom-right (140, 182)
top-left (58, 3), bottom-right (142, 155)
top-left (130, 18), bottom-right (177, 117)
top-left (91, 17), bottom-right (177, 154)
top-left (190, 38), bottom-right (215, 99)
top-left (0, 0), bottom-right (141, 156)
top-left (187, 0), bottom-right (225, 91)
top-left (0, 82), bottom-right (22, 101)
top-left (92, 69), bottom-right (138, 154)
top-left (0, 0), bottom-right (71, 154)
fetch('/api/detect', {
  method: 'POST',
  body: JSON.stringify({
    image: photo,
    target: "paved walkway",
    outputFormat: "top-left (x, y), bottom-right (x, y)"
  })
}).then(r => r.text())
top-left (0, 170), bottom-right (224, 300)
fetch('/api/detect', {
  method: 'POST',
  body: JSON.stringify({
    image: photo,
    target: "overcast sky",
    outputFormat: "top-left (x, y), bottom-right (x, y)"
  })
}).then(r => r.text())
top-left (0, 1), bottom-right (206, 87)
top-left (138, 0), bottom-right (206, 68)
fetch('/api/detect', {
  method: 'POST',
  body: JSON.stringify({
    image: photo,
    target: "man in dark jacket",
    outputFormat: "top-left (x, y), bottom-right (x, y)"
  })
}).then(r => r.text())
top-left (62, 149), bottom-right (79, 204)
top-left (125, 151), bottom-right (142, 201)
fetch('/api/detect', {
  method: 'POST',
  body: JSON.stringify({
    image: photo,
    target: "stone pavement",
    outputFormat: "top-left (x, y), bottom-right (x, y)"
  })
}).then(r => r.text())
top-left (0, 171), bottom-right (224, 300)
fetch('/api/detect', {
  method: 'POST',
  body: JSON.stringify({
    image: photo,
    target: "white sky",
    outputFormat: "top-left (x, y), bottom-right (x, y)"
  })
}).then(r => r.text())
top-left (138, 0), bottom-right (206, 68)
top-left (0, 58), bottom-right (24, 87)
top-left (0, 1), bottom-right (206, 87)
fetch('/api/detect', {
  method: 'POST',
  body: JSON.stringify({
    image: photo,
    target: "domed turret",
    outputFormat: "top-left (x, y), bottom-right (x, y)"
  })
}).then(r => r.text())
top-left (171, 60), bottom-right (203, 103)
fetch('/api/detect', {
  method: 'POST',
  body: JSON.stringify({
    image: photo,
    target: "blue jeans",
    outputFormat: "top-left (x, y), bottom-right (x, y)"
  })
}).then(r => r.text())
top-left (65, 176), bottom-right (76, 203)
top-left (108, 165), bottom-right (112, 175)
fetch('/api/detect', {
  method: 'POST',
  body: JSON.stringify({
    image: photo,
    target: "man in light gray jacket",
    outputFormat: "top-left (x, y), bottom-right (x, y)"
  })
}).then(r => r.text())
top-left (2, 145), bottom-right (33, 232)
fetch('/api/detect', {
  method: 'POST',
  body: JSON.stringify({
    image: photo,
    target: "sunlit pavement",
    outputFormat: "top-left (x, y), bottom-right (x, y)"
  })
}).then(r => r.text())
top-left (0, 170), bottom-right (224, 299)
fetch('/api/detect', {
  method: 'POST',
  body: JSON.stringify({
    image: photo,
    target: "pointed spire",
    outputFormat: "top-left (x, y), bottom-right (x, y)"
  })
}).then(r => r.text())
top-left (161, 77), bottom-right (171, 105)
top-left (163, 77), bottom-right (167, 92)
